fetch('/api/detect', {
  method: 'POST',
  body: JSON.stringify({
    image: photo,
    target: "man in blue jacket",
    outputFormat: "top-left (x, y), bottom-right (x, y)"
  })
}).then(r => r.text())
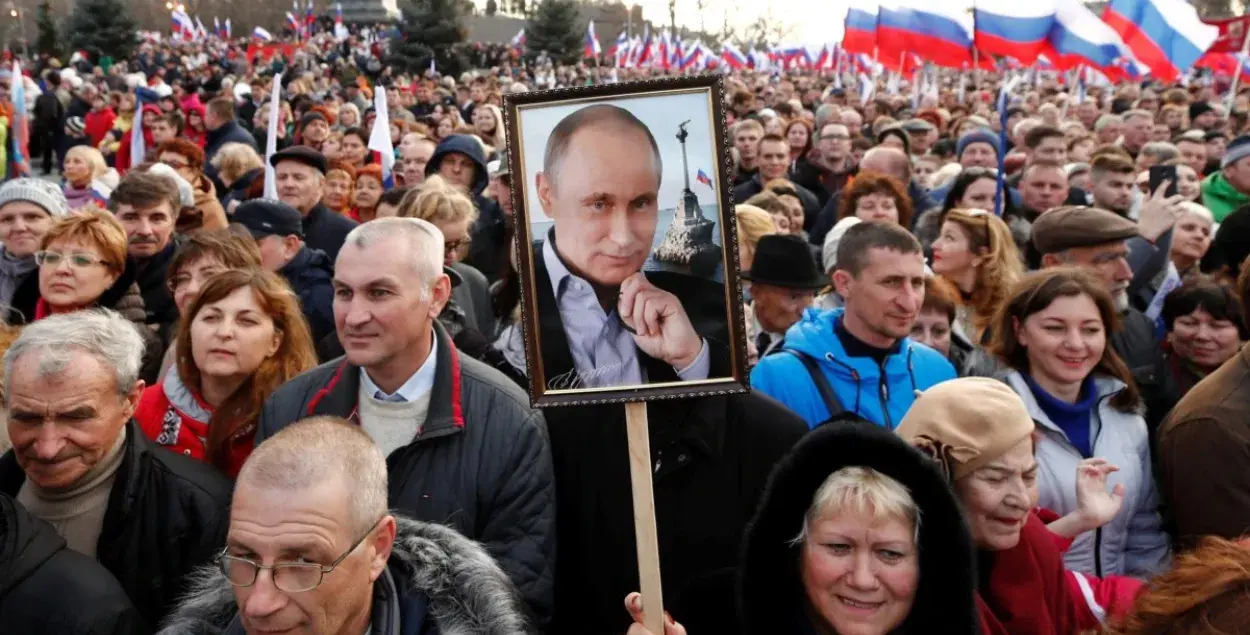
top-left (751, 222), bottom-right (956, 427)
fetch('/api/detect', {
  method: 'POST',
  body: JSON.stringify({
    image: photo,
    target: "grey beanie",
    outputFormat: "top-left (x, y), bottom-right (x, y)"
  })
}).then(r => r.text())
top-left (0, 178), bottom-right (71, 218)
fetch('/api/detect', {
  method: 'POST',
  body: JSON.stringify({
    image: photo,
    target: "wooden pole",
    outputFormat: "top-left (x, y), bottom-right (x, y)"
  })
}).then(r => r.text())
top-left (625, 401), bottom-right (665, 635)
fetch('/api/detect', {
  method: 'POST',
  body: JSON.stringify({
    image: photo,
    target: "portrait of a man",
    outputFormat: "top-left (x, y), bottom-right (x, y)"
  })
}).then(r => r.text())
top-left (507, 80), bottom-right (744, 403)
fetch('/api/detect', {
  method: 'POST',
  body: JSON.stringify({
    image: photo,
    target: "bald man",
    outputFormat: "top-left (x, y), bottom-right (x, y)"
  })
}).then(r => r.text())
top-left (808, 146), bottom-right (923, 247)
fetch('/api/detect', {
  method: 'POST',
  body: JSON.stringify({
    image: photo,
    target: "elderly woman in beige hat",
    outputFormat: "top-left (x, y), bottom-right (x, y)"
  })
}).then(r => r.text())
top-left (896, 377), bottom-right (1104, 635)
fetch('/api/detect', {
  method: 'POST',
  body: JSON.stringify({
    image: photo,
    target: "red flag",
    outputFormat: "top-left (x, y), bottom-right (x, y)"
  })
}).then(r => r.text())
top-left (1203, 16), bottom-right (1250, 54)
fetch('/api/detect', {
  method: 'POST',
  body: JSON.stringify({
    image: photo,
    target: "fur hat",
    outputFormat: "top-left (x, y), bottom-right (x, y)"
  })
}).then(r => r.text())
top-left (896, 377), bottom-right (1036, 481)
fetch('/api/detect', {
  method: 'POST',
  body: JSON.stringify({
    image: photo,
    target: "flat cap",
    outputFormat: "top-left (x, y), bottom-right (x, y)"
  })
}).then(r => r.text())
top-left (1031, 206), bottom-right (1139, 254)
top-left (269, 145), bottom-right (327, 175)
top-left (901, 118), bottom-right (935, 133)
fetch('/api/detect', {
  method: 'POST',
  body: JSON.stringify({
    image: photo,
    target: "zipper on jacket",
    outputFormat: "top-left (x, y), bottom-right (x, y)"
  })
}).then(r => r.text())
top-left (878, 360), bottom-right (892, 429)
top-left (1094, 527), bottom-right (1103, 578)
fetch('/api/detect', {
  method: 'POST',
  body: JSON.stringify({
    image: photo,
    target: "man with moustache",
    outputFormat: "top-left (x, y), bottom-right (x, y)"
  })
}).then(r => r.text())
top-left (532, 104), bottom-right (731, 390)
top-left (109, 171), bottom-right (183, 342)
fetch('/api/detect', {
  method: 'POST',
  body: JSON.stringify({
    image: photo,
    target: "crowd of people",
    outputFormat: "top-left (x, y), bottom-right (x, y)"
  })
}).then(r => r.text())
top-left (1, 21), bottom-right (1250, 635)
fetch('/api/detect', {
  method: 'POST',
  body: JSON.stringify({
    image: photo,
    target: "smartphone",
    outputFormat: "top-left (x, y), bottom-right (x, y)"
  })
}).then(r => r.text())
top-left (1148, 165), bottom-right (1180, 198)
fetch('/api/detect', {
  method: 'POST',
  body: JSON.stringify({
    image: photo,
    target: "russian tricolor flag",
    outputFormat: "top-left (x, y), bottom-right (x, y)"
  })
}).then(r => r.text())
top-left (974, 0), bottom-right (1055, 65)
top-left (877, 0), bottom-right (975, 69)
top-left (1102, 0), bottom-right (1218, 81)
top-left (843, 0), bottom-right (878, 55)
top-left (696, 169), bottom-right (713, 189)
top-left (1045, 0), bottom-right (1132, 71)
top-left (584, 21), bottom-right (602, 59)
top-left (721, 44), bottom-right (748, 69)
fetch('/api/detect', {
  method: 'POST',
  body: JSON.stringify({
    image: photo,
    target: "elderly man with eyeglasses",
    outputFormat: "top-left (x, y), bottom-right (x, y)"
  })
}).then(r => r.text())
top-left (158, 415), bottom-right (531, 635)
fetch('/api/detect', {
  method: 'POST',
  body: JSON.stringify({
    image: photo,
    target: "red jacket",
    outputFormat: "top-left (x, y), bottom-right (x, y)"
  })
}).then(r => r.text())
top-left (84, 108), bottom-right (117, 147)
top-left (135, 372), bottom-right (253, 479)
top-left (1035, 508), bottom-right (1144, 623)
top-left (976, 514), bottom-right (1103, 635)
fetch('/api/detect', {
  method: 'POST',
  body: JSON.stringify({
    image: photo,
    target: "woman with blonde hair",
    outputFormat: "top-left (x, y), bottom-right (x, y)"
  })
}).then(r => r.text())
top-left (930, 208), bottom-right (1023, 343)
top-left (211, 142), bottom-right (265, 212)
top-left (62, 145), bottom-right (113, 211)
top-left (337, 102), bottom-right (361, 131)
top-left (472, 103), bottom-right (507, 155)
top-left (397, 177), bottom-right (493, 336)
top-left (136, 270), bottom-right (316, 477)
top-left (735, 204), bottom-right (778, 274)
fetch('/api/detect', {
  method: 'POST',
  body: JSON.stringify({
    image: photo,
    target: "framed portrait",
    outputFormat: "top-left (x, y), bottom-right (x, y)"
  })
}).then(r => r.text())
top-left (503, 75), bottom-right (749, 407)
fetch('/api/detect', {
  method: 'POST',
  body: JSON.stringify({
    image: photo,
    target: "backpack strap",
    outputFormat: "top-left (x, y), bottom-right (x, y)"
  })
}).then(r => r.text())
top-left (783, 349), bottom-right (845, 423)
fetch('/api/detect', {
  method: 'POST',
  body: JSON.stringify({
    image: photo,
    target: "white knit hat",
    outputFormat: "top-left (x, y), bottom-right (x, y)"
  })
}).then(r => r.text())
top-left (0, 178), bottom-right (70, 218)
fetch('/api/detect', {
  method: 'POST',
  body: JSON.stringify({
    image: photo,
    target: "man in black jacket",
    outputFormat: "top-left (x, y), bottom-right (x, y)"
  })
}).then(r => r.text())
top-left (109, 171), bottom-right (183, 344)
top-left (732, 134), bottom-right (821, 231)
top-left (232, 199), bottom-right (335, 345)
top-left (256, 218), bottom-right (556, 627)
top-left (0, 310), bottom-right (232, 628)
top-left (0, 493), bottom-right (146, 634)
top-left (32, 71), bottom-right (65, 176)
top-left (271, 145), bottom-right (358, 262)
top-left (203, 96), bottom-right (257, 192)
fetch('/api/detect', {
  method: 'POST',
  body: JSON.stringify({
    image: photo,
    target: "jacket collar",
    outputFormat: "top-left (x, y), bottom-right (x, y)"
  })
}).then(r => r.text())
top-left (0, 420), bottom-right (148, 538)
top-left (529, 238), bottom-right (677, 392)
top-left (1003, 369), bottom-right (1125, 433)
top-left (306, 321), bottom-right (465, 438)
top-left (156, 515), bottom-right (531, 635)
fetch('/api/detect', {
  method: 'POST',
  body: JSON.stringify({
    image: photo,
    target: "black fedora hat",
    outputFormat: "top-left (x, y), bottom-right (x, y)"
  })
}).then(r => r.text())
top-left (742, 234), bottom-right (827, 290)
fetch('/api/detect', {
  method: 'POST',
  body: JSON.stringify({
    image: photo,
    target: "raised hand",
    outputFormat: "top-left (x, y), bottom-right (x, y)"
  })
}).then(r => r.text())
top-left (1074, 458), bottom-right (1125, 531)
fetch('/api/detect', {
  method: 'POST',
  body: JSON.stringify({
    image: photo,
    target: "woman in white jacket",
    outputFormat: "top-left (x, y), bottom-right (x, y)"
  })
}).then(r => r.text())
top-left (988, 268), bottom-right (1171, 578)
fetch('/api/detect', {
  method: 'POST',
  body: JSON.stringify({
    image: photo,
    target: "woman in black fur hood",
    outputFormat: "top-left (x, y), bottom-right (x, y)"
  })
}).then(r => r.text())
top-left (735, 415), bottom-right (980, 635)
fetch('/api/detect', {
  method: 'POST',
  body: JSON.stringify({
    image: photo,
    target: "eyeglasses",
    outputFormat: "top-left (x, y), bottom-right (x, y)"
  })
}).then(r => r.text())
top-left (445, 237), bottom-right (472, 255)
top-left (35, 250), bottom-right (110, 269)
top-left (217, 518), bottom-right (382, 593)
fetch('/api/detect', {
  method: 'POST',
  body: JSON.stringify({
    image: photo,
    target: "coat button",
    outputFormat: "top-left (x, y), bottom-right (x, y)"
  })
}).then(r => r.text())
top-left (184, 450), bottom-right (192, 456)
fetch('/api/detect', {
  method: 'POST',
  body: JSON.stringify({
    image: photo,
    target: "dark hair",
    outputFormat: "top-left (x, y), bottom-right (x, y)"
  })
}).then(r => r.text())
top-left (759, 133), bottom-right (788, 150)
top-left (1023, 125), bottom-right (1064, 150)
top-left (1161, 276), bottom-right (1248, 337)
top-left (342, 127), bottom-right (369, 146)
top-left (842, 172), bottom-right (914, 228)
top-left (1091, 153), bottom-right (1136, 177)
top-left (744, 191), bottom-right (788, 215)
top-left (942, 167), bottom-right (998, 213)
top-left (542, 104), bottom-right (661, 191)
top-left (784, 119), bottom-right (814, 156)
top-left (836, 222), bottom-right (923, 277)
top-left (155, 111), bottom-right (184, 133)
top-left (988, 268), bottom-right (1140, 412)
top-left (379, 186), bottom-right (412, 207)
top-left (875, 126), bottom-right (911, 155)
top-left (109, 170), bottom-right (181, 215)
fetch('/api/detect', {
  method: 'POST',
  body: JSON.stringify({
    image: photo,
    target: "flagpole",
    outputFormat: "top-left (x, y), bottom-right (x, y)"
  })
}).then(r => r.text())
top-left (973, 48), bottom-right (981, 92)
top-left (1228, 31), bottom-right (1250, 110)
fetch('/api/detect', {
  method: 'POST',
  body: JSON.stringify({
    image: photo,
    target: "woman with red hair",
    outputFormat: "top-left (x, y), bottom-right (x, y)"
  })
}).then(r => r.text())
top-left (1110, 537), bottom-right (1250, 634)
top-left (350, 164), bottom-right (384, 223)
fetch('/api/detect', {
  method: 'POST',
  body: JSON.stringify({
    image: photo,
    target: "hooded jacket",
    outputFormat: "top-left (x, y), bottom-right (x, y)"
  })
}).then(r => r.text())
top-left (1200, 170), bottom-right (1250, 223)
top-left (255, 321), bottom-right (555, 626)
top-left (739, 415), bottom-right (979, 635)
top-left (1004, 371), bottom-right (1170, 577)
top-left (0, 493), bottom-right (146, 635)
top-left (750, 308), bottom-right (957, 428)
top-left (425, 135), bottom-right (508, 282)
top-left (279, 245), bottom-right (336, 345)
top-left (155, 516), bottom-right (532, 635)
